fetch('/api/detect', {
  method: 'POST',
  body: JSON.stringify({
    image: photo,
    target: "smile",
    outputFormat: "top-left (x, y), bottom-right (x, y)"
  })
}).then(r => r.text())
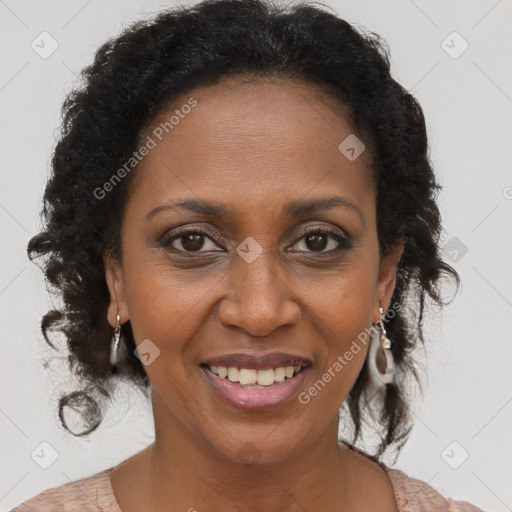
top-left (207, 364), bottom-right (302, 386)
top-left (201, 363), bottom-right (311, 412)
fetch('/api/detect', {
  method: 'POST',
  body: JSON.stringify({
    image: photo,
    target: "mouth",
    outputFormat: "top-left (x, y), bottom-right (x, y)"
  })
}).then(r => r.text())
top-left (202, 363), bottom-right (305, 386)
top-left (199, 353), bottom-right (312, 411)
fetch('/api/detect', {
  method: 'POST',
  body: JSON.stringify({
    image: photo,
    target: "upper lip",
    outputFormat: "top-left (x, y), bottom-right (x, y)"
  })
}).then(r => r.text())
top-left (202, 352), bottom-right (313, 370)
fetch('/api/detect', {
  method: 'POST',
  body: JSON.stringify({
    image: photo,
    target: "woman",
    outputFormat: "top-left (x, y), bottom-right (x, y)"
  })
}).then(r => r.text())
top-left (12, 0), bottom-right (483, 510)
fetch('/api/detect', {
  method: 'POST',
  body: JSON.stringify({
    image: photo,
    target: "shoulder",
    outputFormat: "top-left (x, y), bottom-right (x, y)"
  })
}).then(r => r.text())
top-left (10, 467), bottom-right (118, 512)
top-left (340, 442), bottom-right (484, 511)
top-left (385, 467), bottom-right (485, 512)
top-left (340, 444), bottom-right (400, 510)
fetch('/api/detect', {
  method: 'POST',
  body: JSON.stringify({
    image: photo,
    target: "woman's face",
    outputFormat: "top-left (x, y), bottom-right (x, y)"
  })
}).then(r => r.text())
top-left (106, 76), bottom-right (402, 464)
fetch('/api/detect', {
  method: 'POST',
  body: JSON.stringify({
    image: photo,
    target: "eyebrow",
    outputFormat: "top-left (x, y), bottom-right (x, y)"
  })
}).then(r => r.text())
top-left (146, 196), bottom-right (365, 224)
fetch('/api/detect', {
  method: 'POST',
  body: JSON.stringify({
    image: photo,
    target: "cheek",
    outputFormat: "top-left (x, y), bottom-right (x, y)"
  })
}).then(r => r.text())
top-left (299, 261), bottom-right (378, 335)
top-left (121, 252), bottom-right (228, 378)
top-left (299, 262), bottom-right (376, 395)
top-left (299, 278), bottom-right (372, 413)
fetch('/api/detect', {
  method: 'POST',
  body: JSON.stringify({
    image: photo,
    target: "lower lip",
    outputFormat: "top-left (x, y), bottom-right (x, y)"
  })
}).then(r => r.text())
top-left (201, 366), bottom-right (311, 412)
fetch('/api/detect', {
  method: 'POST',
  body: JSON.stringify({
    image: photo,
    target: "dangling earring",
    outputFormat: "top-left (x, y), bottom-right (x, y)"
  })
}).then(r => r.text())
top-left (109, 311), bottom-right (122, 367)
top-left (367, 306), bottom-right (395, 386)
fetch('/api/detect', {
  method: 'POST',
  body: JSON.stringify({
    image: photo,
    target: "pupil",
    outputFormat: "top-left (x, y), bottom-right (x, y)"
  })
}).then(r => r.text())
top-left (306, 233), bottom-right (327, 251)
top-left (182, 233), bottom-right (204, 251)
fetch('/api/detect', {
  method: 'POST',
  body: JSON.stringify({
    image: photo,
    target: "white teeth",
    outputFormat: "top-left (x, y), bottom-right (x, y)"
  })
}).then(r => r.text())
top-left (208, 365), bottom-right (304, 386)
top-left (274, 367), bottom-right (286, 382)
top-left (257, 369), bottom-right (275, 386)
top-left (238, 369), bottom-right (258, 385)
top-left (227, 367), bottom-right (239, 382)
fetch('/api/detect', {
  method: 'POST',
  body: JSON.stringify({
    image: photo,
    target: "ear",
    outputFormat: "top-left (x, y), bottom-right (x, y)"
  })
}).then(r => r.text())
top-left (104, 253), bottom-right (129, 327)
top-left (373, 239), bottom-right (404, 323)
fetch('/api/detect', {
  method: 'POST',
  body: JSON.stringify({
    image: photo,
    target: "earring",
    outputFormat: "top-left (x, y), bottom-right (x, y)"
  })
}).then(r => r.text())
top-left (109, 312), bottom-right (122, 367)
top-left (367, 306), bottom-right (395, 386)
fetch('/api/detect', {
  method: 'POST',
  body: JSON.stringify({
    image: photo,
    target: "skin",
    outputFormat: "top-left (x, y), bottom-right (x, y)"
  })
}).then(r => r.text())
top-left (105, 75), bottom-right (403, 512)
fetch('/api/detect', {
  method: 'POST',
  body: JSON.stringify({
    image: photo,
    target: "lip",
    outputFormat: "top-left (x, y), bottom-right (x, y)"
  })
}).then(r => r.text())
top-left (201, 364), bottom-right (311, 412)
top-left (202, 352), bottom-right (313, 370)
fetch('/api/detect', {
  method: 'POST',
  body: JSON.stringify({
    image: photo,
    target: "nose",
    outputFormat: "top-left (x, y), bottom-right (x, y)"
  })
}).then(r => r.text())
top-left (218, 250), bottom-right (301, 338)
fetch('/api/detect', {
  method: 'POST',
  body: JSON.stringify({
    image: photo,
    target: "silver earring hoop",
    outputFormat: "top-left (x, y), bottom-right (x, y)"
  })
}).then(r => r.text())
top-left (367, 307), bottom-right (395, 386)
top-left (109, 313), bottom-right (122, 367)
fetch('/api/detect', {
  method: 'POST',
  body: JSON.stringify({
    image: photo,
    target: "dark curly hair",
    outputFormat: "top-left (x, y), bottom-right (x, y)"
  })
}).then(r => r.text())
top-left (27, 0), bottom-right (460, 457)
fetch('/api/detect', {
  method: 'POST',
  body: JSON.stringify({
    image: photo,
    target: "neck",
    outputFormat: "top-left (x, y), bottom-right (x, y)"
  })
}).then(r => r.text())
top-left (128, 391), bottom-right (361, 512)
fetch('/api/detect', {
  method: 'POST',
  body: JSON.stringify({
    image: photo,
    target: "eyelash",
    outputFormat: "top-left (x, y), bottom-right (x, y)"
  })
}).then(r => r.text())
top-left (159, 226), bottom-right (351, 255)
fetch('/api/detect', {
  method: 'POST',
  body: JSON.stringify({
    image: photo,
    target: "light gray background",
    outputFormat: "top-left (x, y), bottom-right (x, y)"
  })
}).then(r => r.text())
top-left (1, 1), bottom-right (511, 511)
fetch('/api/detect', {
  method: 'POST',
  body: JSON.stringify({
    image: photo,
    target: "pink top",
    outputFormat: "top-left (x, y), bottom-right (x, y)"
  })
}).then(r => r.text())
top-left (11, 465), bottom-right (483, 511)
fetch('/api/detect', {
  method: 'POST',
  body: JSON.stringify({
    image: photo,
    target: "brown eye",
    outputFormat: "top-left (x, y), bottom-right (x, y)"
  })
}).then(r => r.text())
top-left (163, 230), bottom-right (223, 253)
top-left (178, 233), bottom-right (206, 252)
top-left (304, 233), bottom-right (329, 251)
top-left (291, 228), bottom-right (350, 253)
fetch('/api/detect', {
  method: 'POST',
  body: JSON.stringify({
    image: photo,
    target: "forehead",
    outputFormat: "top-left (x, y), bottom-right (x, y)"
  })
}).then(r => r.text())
top-left (129, 76), bottom-right (374, 214)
